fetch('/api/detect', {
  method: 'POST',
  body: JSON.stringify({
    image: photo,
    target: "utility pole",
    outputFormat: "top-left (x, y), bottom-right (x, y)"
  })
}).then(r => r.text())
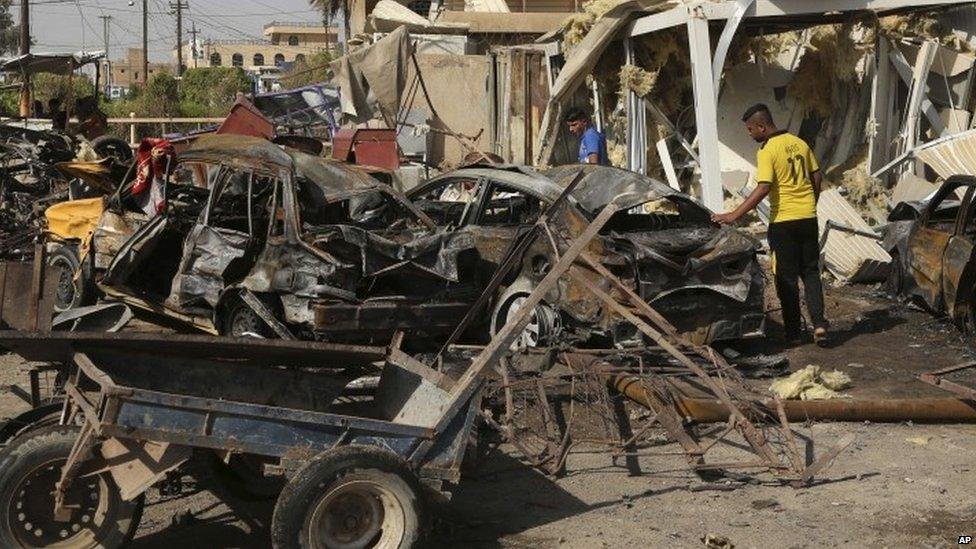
top-left (188, 23), bottom-right (200, 69)
top-left (18, 0), bottom-right (29, 117)
top-left (169, 1), bottom-right (188, 76)
top-left (98, 15), bottom-right (112, 97)
top-left (142, 0), bottom-right (149, 86)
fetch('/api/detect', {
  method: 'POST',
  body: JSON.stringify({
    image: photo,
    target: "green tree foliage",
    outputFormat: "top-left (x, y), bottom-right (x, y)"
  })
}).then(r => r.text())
top-left (179, 66), bottom-right (251, 115)
top-left (0, 0), bottom-right (20, 55)
top-left (280, 50), bottom-right (333, 89)
top-left (101, 66), bottom-right (252, 119)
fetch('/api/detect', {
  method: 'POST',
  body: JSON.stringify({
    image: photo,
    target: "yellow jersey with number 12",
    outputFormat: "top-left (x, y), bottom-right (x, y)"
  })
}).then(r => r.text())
top-left (756, 131), bottom-right (819, 223)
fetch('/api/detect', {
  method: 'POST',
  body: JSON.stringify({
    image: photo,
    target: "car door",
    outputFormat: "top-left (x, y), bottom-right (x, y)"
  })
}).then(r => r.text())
top-left (942, 184), bottom-right (976, 320)
top-left (906, 180), bottom-right (972, 311)
top-left (169, 166), bottom-right (277, 310)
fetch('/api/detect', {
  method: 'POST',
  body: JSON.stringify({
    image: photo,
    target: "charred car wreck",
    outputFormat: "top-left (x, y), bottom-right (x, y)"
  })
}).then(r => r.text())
top-left (47, 137), bottom-right (765, 347)
top-left (885, 175), bottom-right (976, 332)
top-left (407, 164), bottom-right (766, 346)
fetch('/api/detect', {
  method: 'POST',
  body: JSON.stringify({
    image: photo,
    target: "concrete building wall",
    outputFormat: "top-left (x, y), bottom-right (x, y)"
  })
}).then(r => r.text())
top-left (177, 41), bottom-right (326, 70)
top-left (407, 54), bottom-right (492, 167)
top-left (110, 48), bottom-right (172, 88)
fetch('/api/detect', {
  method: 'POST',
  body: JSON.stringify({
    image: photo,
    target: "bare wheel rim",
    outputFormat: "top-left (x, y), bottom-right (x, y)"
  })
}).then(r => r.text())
top-left (229, 305), bottom-right (262, 338)
top-left (307, 479), bottom-right (406, 549)
top-left (505, 296), bottom-right (541, 349)
top-left (50, 256), bottom-right (76, 312)
top-left (5, 457), bottom-right (112, 548)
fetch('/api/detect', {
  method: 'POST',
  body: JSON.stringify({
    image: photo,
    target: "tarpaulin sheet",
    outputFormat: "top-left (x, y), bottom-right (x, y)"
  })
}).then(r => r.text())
top-left (331, 26), bottom-right (413, 125)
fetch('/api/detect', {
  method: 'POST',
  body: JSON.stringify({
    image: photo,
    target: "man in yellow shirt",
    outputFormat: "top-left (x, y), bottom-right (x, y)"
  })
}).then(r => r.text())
top-left (712, 104), bottom-right (828, 346)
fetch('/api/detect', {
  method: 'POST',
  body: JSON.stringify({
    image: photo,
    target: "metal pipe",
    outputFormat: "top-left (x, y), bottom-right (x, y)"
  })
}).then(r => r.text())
top-left (605, 373), bottom-right (976, 424)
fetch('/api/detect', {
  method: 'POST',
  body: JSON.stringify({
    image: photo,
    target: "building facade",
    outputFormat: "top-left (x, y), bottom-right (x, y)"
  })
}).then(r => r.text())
top-left (175, 21), bottom-right (337, 91)
top-left (109, 48), bottom-right (172, 93)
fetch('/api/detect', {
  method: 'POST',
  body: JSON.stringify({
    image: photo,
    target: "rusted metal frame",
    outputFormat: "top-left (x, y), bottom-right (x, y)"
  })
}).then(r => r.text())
top-left (919, 363), bottom-right (976, 400)
top-left (567, 269), bottom-right (782, 467)
top-left (240, 288), bottom-right (295, 339)
top-left (447, 202), bottom-right (621, 407)
top-left (28, 368), bottom-right (40, 407)
top-left (434, 168), bottom-right (586, 359)
top-left (388, 348), bottom-right (452, 391)
top-left (28, 242), bottom-right (44, 331)
top-left (109, 385), bottom-right (433, 439)
top-left (53, 420), bottom-right (96, 521)
top-left (773, 396), bottom-right (805, 473)
top-left (605, 368), bottom-right (705, 463)
top-left (796, 433), bottom-right (857, 486)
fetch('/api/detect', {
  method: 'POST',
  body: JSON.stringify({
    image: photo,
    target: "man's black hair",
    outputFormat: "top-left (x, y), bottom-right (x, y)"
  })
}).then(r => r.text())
top-left (741, 103), bottom-right (774, 124)
top-left (564, 107), bottom-right (590, 123)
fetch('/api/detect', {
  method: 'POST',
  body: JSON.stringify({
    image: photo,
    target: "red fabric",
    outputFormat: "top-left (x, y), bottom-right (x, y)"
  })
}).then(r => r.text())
top-left (131, 138), bottom-right (175, 196)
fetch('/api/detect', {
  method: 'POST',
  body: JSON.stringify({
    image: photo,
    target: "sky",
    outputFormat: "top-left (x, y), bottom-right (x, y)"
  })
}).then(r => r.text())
top-left (15, 0), bottom-right (325, 62)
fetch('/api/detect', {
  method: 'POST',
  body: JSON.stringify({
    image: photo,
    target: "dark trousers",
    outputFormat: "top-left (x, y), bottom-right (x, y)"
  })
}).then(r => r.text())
top-left (767, 218), bottom-right (826, 335)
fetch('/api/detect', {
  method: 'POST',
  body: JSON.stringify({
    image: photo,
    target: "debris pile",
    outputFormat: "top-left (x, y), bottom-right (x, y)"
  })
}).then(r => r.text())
top-left (770, 365), bottom-right (852, 400)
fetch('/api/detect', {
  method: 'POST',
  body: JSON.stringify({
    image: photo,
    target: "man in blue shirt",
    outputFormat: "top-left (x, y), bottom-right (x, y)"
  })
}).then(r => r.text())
top-left (565, 107), bottom-right (608, 165)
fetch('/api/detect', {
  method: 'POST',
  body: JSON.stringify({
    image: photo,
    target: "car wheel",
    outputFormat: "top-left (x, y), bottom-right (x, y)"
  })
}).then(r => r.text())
top-left (490, 293), bottom-right (560, 350)
top-left (47, 246), bottom-right (94, 312)
top-left (0, 425), bottom-right (144, 548)
top-left (220, 297), bottom-right (274, 338)
top-left (271, 446), bottom-right (424, 549)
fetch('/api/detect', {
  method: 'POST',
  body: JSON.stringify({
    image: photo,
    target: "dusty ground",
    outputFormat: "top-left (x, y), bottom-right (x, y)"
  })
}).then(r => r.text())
top-left (2, 282), bottom-right (976, 548)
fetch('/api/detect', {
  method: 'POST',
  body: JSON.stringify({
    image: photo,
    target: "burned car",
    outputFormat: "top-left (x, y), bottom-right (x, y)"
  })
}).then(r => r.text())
top-left (885, 175), bottom-right (976, 331)
top-left (406, 164), bottom-right (767, 346)
top-left (46, 134), bottom-right (480, 339)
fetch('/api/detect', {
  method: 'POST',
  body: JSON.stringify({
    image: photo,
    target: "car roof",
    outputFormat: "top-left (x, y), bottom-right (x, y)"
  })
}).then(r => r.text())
top-left (420, 164), bottom-right (696, 215)
top-left (182, 134), bottom-right (386, 200)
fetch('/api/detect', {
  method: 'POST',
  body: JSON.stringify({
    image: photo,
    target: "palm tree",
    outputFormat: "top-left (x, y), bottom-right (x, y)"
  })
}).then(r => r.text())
top-left (309, 0), bottom-right (348, 52)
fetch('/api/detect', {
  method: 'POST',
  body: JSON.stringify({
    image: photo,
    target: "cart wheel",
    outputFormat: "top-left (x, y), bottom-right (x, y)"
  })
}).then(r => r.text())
top-left (0, 425), bottom-right (143, 548)
top-left (271, 446), bottom-right (424, 549)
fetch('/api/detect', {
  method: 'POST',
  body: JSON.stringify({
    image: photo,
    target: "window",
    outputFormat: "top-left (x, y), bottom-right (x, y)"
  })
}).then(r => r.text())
top-left (120, 68), bottom-right (125, 73)
top-left (295, 54), bottom-right (306, 64)
top-left (232, 53), bottom-right (243, 67)
top-left (274, 53), bottom-right (285, 67)
top-left (411, 178), bottom-right (482, 227)
top-left (210, 52), bottom-right (221, 66)
top-left (207, 168), bottom-right (276, 237)
top-left (288, 35), bottom-right (299, 46)
top-left (253, 53), bottom-right (264, 66)
top-left (134, 72), bottom-right (139, 81)
top-left (476, 185), bottom-right (543, 226)
top-left (298, 182), bottom-right (424, 234)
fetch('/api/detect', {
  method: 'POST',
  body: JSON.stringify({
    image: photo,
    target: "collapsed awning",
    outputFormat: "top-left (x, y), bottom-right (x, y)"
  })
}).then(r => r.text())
top-left (0, 51), bottom-right (105, 76)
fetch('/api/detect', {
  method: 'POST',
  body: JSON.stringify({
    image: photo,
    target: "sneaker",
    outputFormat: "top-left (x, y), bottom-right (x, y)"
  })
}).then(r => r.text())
top-left (814, 327), bottom-right (828, 347)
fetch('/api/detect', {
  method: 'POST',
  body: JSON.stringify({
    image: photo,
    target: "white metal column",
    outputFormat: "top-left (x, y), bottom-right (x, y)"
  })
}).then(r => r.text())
top-left (625, 38), bottom-right (647, 174)
top-left (687, 12), bottom-right (724, 211)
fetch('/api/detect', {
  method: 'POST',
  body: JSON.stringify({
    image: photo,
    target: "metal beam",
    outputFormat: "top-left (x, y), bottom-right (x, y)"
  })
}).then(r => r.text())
top-left (712, 0), bottom-right (755, 99)
top-left (626, 4), bottom-right (692, 38)
top-left (888, 43), bottom-right (947, 138)
top-left (625, 38), bottom-right (646, 174)
top-left (687, 13), bottom-right (724, 211)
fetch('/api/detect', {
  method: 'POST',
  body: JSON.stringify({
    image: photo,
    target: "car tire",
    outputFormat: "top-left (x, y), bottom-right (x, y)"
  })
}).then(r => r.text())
top-left (219, 296), bottom-right (274, 338)
top-left (48, 245), bottom-right (95, 313)
top-left (0, 425), bottom-right (144, 548)
top-left (0, 403), bottom-right (63, 448)
top-left (90, 135), bottom-right (134, 164)
top-left (271, 445), bottom-right (424, 549)
top-left (490, 292), bottom-right (560, 350)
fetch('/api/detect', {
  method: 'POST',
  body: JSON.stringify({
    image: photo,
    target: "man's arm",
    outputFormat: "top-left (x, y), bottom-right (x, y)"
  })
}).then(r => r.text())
top-left (711, 183), bottom-right (770, 225)
top-left (811, 170), bottom-right (822, 201)
top-left (586, 152), bottom-right (599, 164)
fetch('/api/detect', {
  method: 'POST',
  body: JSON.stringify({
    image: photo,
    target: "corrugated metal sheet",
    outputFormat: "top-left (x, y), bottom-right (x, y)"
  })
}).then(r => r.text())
top-left (817, 189), bottom-right (891, 283)
top-left (915, 127), bottom-right (976, 179)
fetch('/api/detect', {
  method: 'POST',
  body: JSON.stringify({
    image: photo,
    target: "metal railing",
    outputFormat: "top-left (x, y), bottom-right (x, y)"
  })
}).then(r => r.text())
top-left (106, 114), bottom-right (225, 145)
